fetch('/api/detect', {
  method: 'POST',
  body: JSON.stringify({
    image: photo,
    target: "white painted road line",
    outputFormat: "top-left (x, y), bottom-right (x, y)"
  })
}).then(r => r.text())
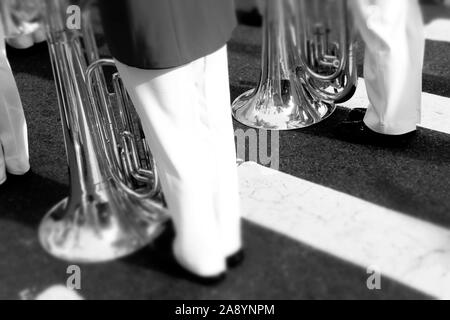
top-left (426, 18), bottom-right (450, 42)
top-left (238, 162), bottom-right (450, 299)
top-left (339, 78), bottom-right (450, 135)
top-left (423, 4), bottom-right (450, 42)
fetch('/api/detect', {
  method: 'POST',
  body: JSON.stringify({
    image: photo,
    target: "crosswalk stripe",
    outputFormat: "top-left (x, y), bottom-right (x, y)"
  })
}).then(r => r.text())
top-left (423, 4), bottom-right (450, 42)
top-left (238, 162), bottom-right (450, 299)
top-left (339, 77), bottom-right (450, 135)
top-left (426, 18), bottom-right (450, 42)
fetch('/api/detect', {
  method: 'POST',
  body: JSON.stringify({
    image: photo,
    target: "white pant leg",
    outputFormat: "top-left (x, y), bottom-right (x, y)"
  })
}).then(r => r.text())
top-left (199, 46), bottom-right (242, 257)
top-left (115, 59), bottom-right (226, 277)
top-left (350, 0), bottom-right (425, 135)
top-left (0, 20), bottom-right (30, 183)
top-left (0, 144), bottom-right (5, 184)
top-left (0, 21), bottom-right (5, 185)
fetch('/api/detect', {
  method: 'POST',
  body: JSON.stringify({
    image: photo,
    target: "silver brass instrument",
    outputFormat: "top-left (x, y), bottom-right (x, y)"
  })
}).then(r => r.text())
top-left (232, 0), bottom-right (357, 130)
top-left (13, 0), bottom-right (168, 263)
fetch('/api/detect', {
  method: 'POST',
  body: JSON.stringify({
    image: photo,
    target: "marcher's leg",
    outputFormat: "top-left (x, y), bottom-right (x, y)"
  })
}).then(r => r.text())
top-left (199, 46), bottom-right (242, 257)
top-left (0, 146), bottom-right (6, 185)
top-left (350, 0), bottom-right (425, 135)
top-left (0, 24), bottom-right (30, 176)
top-left (115, 60), bottom-right (226, 277)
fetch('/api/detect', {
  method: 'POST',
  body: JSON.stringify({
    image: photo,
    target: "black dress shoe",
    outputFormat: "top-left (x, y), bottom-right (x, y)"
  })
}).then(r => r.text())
top-left (152, 222), bottom-right (227, 285)
top-left (346, 108), bottom-right (367, 122)
top-left (336, 108), bottom-right (417, 146)
top-left (180, 269), bottom-right (227, 286)
top-left (236, 8), bottom-right (263, 27)
top-left (176, 250), bottom-right (245, 283)
top-left (226, 249), bottom-right (245, 269)
top-left (166, 248), bottom-right (228, 286)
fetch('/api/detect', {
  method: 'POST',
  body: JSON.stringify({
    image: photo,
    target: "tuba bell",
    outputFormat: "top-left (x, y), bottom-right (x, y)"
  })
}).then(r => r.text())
top-left (232, 0), bottom-right (357, 130)
top-left (7, 0), bottom-right (168, 263)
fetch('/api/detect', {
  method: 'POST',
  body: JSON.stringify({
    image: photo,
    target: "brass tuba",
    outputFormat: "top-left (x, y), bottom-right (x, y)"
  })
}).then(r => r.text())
top-left (13, 0), bottom-right (168, 263)
top-left (232, 0), bottom-right (357, 130)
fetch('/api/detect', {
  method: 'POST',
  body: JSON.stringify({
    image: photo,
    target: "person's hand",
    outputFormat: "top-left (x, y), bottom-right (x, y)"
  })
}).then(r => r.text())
top-left (6, 23), bottom-right (45, 49)
top-left (1, 0), bottom-right (45, 49)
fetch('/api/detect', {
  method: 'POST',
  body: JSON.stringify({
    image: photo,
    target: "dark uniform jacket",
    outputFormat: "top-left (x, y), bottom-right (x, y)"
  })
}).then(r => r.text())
top-left (98, 0), bottom-right (237, 69)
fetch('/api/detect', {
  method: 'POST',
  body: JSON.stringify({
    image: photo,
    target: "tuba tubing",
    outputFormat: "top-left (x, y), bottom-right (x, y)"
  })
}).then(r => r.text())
top-left (232, 0), bottom-right (358, 130)
top-left (38, 0), bottom-right (167, 263)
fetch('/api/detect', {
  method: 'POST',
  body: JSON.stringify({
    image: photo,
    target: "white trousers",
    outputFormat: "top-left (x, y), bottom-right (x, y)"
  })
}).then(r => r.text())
top-left (0, 20), bottom-right (30, 185)
top-left (350, 0), bottom-right (425, 135)
top-left (116, 46), bottom-right (242, 277)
